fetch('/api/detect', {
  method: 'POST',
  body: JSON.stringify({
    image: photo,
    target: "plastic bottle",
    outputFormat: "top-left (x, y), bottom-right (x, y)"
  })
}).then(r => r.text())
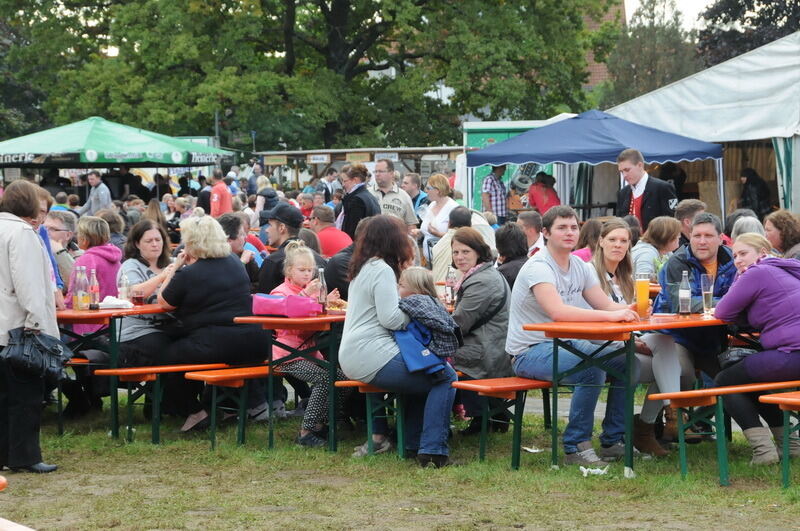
top-left (117, 272), bottom-right (130, 301)
top-left (445, 267), bottom-right (457, 306)
top-left (88, 268), bottom-right (100, 306)
top-left (678, 271), bottom-right (691, 315)
top-left (76, 267), bottom-right (90, 310)
top-left (317, 267), bottom-right (327, 313)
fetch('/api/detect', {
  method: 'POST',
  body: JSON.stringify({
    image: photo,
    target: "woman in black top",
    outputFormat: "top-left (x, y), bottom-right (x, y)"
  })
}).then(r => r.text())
top-left (738, 168), bottom-right (772, 220)
top-left (158, 215), bottom-right (268, 426)
top-left (339, 163), bottom-right (380, 239)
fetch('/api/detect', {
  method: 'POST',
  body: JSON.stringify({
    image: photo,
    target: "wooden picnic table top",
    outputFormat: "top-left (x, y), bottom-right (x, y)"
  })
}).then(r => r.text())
top-left (57, 304), bottom-right (167, 325)
top-left (651, 381), bottom-right (800, 402)
top-left (522, 314), bottom-right (726, 341)
top-left (235, 313), bottom-right (346, 331)
top-left (759, 390), bottom-right (800, 408)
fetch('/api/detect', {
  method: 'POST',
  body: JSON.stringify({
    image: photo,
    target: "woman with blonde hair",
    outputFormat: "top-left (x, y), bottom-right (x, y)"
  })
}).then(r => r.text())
top-left (714, 232), bottom-right (800, 464)
top-left (631, 216), bottom-right (682, 279)
top-left (157, 215), bottom-right (269, 428)
top-left (420, 173), bottom-right (458, 261)
top-left (399, 266), bottom-right (438, 299)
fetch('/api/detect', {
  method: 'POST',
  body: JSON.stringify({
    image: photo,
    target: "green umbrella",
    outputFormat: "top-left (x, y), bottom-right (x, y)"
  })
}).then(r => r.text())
top-left (0, 116), bottom-right (232, 168)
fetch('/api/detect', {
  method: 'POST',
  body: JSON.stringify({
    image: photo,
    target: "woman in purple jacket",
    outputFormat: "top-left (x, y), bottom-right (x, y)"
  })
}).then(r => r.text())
top-left (714, 232), bottom-right (800, 465)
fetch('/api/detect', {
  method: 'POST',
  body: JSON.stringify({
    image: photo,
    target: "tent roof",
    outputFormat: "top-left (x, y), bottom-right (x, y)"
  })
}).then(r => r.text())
top-left (608, 31), bottom-right (800, 142)
top-left (466, 110), bottom-right (721, 167)
top-left (0, 116), bottom-right (232, 168)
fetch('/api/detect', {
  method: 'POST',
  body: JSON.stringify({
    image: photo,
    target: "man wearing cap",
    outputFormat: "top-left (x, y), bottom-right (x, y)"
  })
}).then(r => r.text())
top-left (257, 202), bottom-right (327, 293)
top-left (371, 159), bottom-right (417, 232)
top-left (210, 169), bottom-right (233, 218)
top-left (309, 205), bottom-right (352, 258)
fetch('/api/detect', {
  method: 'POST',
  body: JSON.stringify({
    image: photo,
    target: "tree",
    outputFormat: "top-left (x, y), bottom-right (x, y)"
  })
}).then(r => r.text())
top-left (598, 0), bottom-right (702, 108)
top-left (698, 0), bottom-right (800, 66)
top-left (1, 0), bottom-right (614, 148)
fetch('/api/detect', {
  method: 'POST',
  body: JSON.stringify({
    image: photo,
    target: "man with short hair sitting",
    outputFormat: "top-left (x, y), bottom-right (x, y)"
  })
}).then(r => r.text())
top-left (309, 205), bottom-right (352, 258)
top-left (506, 206), bottom-right (641, 466)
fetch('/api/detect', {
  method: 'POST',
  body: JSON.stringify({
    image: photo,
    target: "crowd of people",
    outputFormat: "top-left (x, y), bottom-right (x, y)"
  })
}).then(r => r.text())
top-left (1, 150), bottom-right (799, 473)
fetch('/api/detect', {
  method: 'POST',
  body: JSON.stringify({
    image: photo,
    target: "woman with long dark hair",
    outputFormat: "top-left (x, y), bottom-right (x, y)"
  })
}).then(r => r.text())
top-left (339, 215), bottom-right (457, 467)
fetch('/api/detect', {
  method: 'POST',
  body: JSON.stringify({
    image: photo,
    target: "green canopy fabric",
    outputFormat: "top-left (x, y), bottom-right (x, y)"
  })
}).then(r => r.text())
top-left (0, 116), bottom-right (231, 168)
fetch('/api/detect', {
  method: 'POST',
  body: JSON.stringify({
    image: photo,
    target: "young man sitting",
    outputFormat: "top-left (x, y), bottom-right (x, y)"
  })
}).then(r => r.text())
top-left (505, 206), bottom-right (641, 465)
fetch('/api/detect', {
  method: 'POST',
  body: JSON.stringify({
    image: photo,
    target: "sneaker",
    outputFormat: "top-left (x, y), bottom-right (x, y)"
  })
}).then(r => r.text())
top-left (247, 402), bottom-right (271, 422)
top-left (563, 441), bottom-right (603, 466)
top-left (597, 441), bottom-right (644, 462)
top-left (272, 400), bottom-right (288, 419)
top-left (352, 438), bottom-right (393, 457)
top-left (296, 431), bottom-right (327, 448)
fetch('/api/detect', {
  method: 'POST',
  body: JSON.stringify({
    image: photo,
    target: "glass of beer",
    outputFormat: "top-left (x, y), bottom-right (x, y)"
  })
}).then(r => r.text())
top-left (701, 274), bottom-right (714, 316)
top-left (635, 273), bottom-right (650, 318)
top-left (131, 287), bottom-right (146, 306)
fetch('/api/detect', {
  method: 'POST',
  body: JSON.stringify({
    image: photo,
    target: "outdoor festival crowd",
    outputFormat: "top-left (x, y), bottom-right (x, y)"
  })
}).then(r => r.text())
top-left (2, 148), bottom-right (800, 473)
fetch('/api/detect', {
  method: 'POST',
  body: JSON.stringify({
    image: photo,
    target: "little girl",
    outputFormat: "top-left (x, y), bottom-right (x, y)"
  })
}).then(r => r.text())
top-left (270, 241), bottom-right (343, 448)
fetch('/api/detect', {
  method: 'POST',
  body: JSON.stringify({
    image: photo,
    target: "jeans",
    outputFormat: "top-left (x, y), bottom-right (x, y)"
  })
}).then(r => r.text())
top-left (369, 353), bottom-right (457, 456)
top-left (512, 340), bottom-right (639, 454)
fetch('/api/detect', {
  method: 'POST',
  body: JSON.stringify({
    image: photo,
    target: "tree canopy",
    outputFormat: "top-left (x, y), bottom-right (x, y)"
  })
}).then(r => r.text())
top-left (698, 0), bottom-right (800, 66)
top-left (0, 0), bottom-right (616, 149)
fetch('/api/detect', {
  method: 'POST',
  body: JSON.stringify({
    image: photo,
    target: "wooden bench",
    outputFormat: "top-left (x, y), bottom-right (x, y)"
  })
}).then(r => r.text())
top-left (335, 380), bottom-right (406, 458)
top-left (649, 380), bottom-right (800, 486)
top-left (185, 365), bottom-right (280, 450)
top-left (452, 377), bottom-right (552, 470)
top-left (94, 363), bottom-right (230, 443)
top-left (759, 391), bottom-right (800, 488)
top-left (56, 357), bottom-right (104, 436)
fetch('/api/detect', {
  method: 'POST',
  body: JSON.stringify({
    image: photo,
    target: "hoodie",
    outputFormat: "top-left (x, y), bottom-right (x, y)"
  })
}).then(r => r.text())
top-left (65, 243), bottom-right (122, 334)
top-left (715, 258), bottom-right (800, 353)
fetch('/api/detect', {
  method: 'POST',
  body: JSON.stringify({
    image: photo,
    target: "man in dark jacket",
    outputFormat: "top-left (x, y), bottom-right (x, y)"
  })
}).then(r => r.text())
top-left (257, 203), bottom-right (326, 293)
top-left (653, 212), bottom-right (736, 376)
top-left (615, 148), bottom-right (678, 231)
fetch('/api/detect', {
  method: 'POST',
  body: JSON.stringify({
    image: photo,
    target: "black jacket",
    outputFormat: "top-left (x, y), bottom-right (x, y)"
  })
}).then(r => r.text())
top-left (324, 244), bottom-right (353, 301)
top-left (616, 176), bottom-right (677, 230)
top-left (256, 237), bottom-right (327, 294)
top-left (341, 185), bottom-right (380, 239)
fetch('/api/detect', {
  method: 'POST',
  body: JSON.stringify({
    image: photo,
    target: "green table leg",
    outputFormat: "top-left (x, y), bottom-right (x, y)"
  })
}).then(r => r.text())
top-left (238, 383), bottom-right (248, 445)
top-left (210, 385), bottom-right (218, 450)
top-left (623, 338), bottom-right (635, 476)
top-left (782, 410), bottom-right (791, 488)
top-left (152, 376), bottom-right (162, 444)
top-left (677, 407), bottom-right (688, 479)
top-left (266, 332), bottom-right (275, 449)
top-left (126, 381), bottom-right (134, 443)
top-left (396, 395), bottom-right (405, 459)
top-left (551, 340), bottom-right (560, 469)
top-left (366, 393), bottom-right (375, 455)
top-left (511, 391), bottom-right (526, 470)
top-left (714, 398), bottom-right (729, 486)
top-left (326, 326), bottom-right (341, 452)
top-left (542, 388), bottom-right (551, 430)
top-left (109, 318), bottom-right (120, 439)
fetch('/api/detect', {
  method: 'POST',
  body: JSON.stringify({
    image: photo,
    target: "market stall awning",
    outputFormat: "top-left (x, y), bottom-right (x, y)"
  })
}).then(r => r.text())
top-left (0, 116), bottom-right (232, 168)
top-left (466, 110), bottom-right (722, 167)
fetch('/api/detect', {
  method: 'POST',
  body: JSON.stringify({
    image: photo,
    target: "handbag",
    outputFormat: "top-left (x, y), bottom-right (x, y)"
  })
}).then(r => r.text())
top-left (717, 347), bottom-right (757, 370)
top-left (252, 294), bottom-right (322, 317)
top-left (0, 327), bottom-right (72, 386)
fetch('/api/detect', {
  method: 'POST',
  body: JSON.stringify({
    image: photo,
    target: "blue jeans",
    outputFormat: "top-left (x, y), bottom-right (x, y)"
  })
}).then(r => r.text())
top-left (369, 353), bottom-right (457, 456)
top-left (512, 340), bottom-right (639, 454)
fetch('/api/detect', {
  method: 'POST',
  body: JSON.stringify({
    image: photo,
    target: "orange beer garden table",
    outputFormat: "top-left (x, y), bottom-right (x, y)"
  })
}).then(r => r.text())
top-left (234, 314), bottom-right (346, 450)
top-left (57, 304), bottom-right (168, 437)
top-left (523, 314), bottom-right (726, 475)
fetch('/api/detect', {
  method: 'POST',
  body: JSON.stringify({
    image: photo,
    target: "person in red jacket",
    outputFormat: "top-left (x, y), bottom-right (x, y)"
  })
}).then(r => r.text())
top-left (527, 172), bottom-right (560, 214)
top-left (309, 205), bottom-right (352, 258)
top-left (209, 169), bottom-right (232, 218)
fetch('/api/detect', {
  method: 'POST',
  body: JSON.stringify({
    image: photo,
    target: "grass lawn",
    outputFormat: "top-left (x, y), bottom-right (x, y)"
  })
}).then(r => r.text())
top-left (1, 400), bottom-right (799, 530)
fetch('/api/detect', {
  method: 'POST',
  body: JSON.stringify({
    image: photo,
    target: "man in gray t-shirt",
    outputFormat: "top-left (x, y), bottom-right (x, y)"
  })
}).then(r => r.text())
top-left (505, 206), bottom-right (640, 466)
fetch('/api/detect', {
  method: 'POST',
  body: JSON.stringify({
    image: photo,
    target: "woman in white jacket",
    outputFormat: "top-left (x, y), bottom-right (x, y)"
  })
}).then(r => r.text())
top-left (0, 180), bottom-right (60, 473)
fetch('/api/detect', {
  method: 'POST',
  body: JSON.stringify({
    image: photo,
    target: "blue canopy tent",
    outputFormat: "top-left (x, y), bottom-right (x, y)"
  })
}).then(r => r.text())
top-left (466, 110), bottom-right (725, 216)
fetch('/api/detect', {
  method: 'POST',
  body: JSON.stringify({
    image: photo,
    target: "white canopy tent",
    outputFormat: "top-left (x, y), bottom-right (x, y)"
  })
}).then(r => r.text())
top-left (609, 31), bottom-right (800, 211)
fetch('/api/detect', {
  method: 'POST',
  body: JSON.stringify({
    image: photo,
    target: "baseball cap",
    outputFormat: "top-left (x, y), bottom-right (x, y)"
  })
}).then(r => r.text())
top-left (262, 202), bottom-right (304, 229)
top-left (226, 171), bottom-right (237, 179)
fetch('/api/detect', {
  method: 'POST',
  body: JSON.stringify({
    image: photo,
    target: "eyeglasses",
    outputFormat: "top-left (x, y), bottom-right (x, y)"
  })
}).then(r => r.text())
top-left (425, 185), bottom-right (436, 191)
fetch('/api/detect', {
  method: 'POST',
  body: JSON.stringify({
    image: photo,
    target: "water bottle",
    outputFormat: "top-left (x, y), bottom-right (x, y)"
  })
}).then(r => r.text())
top-left (678, 271), bottom-right (691, 315)
top-left (76, 267), bottom-right (90, 310)
top-left (317, 267), bottom-right (327, 313)
top-left (88, 268), bottom-right (100, 306)
top-left (445, 267), bottom-right (457, 306)
top-left (117, 272), bottom-right (130, 301)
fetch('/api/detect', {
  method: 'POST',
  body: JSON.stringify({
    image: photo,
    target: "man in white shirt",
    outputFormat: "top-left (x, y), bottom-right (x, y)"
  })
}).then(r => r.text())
top-left (77, 171), bottom-right (112, 216)
top-left (371, 159), bottom-right (417, 232)
top-left (517, 210), bottom-right (544, 257)
top-left (505, 205), bottom-right (640, 466)
top-left (615, 148), bottom-right (677, 231)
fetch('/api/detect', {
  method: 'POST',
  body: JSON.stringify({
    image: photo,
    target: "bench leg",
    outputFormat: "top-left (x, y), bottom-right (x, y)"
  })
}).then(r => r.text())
top-left (714, 398), bottom-right (729, 486)
top-left (126, 381), bottom-right (135, 443)
top-left (677, 407), bottom-right (688, 479)
top-left (57, 379), bottom-right (64, 436)
top-left (267, 368), bottom-right (275, 450)
top-left (541, 388), bottom-right (551, 431)
top-left (782, 410), bottom-right (791, 489)
top-left (151, 377), bottom-right (162, 444)
top-left (109, 319), bottom-right (120, 439)
top-left (366, 393), bottom-right (376, 455)
top-left (479, 396), bottom-right (489, 462)
top-left (624, 340), bottom-right (635, 475)
top-left (511, 391), bottom-right (526, 470)
top-left (210, 385), bottom-right (218, 451)
top-left (237, 383), bottom-right (248, 446)
top-left (551, 341), bottom-right (559, 469)
top-left (396, 395), bottom-right (405, 459)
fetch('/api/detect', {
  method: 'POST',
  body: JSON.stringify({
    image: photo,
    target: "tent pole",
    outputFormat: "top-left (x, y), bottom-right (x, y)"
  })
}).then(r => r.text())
top-left (715, 158), bottom-right (726, 220)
